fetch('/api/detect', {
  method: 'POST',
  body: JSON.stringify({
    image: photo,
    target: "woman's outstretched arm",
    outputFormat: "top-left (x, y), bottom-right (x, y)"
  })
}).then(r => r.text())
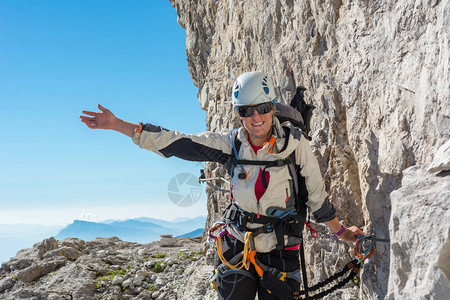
top-left (80, 104), bottom-right (139, 137)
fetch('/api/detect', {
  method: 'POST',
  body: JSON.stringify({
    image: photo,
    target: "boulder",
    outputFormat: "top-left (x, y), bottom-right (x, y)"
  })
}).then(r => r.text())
top-left (159, 235), bottom-right (177, 247)
top-left (60, 238), bottom-right (86, 252)
top-left (0, 277), bottom-right (15, 293)
top-left (388, 165), bottom-right (450, 299)
top-left (15, 257), bottom-right (66, 283)
top-left (12, 289), bottom-right (48, 299)
top-left (43, 246), bottom-right (82, 261)
top-left (4, 258), bottom-right (34, 272)
top-left (36, 237), bottom-right (58, 260)
top-left (112, 276), bottom-right (123, 285)
top-left (72, 282), bottom-right (96, 300)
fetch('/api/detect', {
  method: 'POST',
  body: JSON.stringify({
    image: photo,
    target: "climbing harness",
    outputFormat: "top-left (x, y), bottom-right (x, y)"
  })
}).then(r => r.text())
top-left (223, 202), bottom-right (305, 251)
top-left (211, 229), bottom-right (301, 297)
top-left (211, 226), bottom-right (390, 299)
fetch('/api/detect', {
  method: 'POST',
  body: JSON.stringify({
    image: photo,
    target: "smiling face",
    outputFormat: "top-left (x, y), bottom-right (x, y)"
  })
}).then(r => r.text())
top-left (239, 104), bottom-right (275, 146)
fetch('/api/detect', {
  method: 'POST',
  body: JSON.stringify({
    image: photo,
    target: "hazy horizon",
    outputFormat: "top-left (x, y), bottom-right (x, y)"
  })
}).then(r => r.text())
top-left (0, 215), bottom-right (207, 264)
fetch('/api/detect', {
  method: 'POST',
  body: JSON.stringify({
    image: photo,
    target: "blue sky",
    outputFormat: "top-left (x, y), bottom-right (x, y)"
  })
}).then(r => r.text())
top-left (0, 0), bottom-right (209, 225)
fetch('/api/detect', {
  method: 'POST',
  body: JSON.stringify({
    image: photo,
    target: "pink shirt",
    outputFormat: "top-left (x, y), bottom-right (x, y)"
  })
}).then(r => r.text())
top-left (249, 138), bottom-right (300, 251)
top-left (248, 139), bottom-right (270, 201)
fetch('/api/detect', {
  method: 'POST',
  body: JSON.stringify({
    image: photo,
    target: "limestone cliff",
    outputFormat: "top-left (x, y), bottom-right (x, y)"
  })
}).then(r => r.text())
top-left (170, 0), bottom-right (449, 299)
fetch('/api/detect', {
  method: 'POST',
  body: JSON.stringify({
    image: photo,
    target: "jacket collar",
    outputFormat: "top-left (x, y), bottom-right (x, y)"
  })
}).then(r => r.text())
top-left (237, 117), bottom-right (301, 158)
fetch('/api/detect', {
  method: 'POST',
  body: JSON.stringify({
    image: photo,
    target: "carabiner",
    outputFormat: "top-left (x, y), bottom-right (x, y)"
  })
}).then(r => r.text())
top-left (354, 235), bottom-right (376, 263)
top-left (207, 222), bottom-right (226, 244)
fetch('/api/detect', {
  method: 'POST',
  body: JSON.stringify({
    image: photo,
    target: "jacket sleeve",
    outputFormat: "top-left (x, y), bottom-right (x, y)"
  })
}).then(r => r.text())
top-left (295, 135), bottom-right (336, 223)
top-left (131, 123), bottom-right (232, 164)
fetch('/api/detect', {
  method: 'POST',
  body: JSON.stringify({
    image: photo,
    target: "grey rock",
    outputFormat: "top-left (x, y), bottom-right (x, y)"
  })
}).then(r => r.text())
top-left (72, 282), bottom-right (96, 300)
top-left (175, 269), bottom-right (184, 275)
top-left (15, 257), bottom-right (66, 283)
top-left (122, 278), bottom-right (133, 288)
top-left (36, 237), bottom-right (58, 260)
top-left (102, 255), bottom-right (129, 265)
top-left (12, 289), bottom-right (47, 299)
top-left (438, 229), bottom-right (450, 285)
top-left (0, 277), bottom-right (15, 293)
top-left (97, 250), bottom-right (107, 258)
top-left (0, 235), bottom-right (212, 300)
top-left (136, 269), bottom-right (149, 278)
top-left (112, 276), bottom-right (123, 285)
top-left (5, 258), bottom-right (34, 272)
top-left (428, 139), bottom-right (450, 173)
top-left (388, 165), bottom-right (450, 299)
top-left (133, 277), bottom-right (143, 286)
top-left (155, 277), bottom-right (165, 285)
top-left (60, 238), bottom-right (86, 252)
top-left (43, 246), bottom-right (82, 261)
top-left (159, 237), bottom-right (177, 247)
top-left (145, 260), bottom-right (156, 267)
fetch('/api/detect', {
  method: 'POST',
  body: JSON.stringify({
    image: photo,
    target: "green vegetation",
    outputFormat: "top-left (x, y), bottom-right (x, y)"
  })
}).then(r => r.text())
top-left (152, 253), bottom-right (166, 259)
top-left (177, 251), bottom-right (202, 262)
top-left (154, 261), bottom-right (167, 273)
top-left (146, 284), bottom-right (156, 292)
top-left (96, 269), bottom-right (126, 281)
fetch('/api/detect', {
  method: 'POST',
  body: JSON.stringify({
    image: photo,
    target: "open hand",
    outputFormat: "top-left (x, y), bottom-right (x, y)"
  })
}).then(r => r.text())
top-left (80, 104), bottom-right (118, 130)
top-left (340, 226), bottom-right (365, 243)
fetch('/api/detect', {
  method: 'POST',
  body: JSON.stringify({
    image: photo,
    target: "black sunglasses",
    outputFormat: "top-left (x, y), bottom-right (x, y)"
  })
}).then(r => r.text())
top-left (237, 102), bottom-right (274, 117)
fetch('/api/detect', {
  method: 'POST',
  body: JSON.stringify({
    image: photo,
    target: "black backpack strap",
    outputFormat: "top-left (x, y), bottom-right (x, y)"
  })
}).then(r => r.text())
top-left (235, 158), bottom-right (290, 167)
top-left (299, 240), bottom-right (310, 299)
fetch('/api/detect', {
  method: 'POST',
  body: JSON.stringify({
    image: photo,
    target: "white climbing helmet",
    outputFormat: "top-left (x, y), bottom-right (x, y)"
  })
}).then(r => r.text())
top-left (232, 71), bottom-right (277, 106)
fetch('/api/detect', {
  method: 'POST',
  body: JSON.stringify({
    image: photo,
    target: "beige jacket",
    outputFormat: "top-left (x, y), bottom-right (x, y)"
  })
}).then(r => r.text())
top-left (132, 118), bottom-right (334, 252)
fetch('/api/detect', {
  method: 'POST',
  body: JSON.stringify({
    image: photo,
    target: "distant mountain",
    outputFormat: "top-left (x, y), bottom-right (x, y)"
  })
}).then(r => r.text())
top-left (55, 216), bottom-right (207, 244)
top-left (176, 228), bottom-right (204, 238)
top-left (172, 216), bottom-right (191, 222)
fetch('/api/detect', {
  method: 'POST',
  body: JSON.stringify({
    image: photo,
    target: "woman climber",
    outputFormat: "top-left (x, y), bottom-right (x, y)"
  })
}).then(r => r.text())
top-left (80, 71), bottom-right (364, 300)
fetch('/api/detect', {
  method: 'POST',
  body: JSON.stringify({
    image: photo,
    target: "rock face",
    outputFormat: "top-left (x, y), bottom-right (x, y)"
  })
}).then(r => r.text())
top-left (0, 236), bottom-right (216, 300)
top-left (169, 0), bottom-right (449, 299)
top-left (388, 163), bottom-right (450, 299)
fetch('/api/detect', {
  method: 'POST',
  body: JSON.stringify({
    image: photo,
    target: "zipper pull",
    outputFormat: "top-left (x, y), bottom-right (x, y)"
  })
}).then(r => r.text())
top-left (257, 201), bottom-right (260, 219)
top-left (285, 188), bottom-right (289, 202)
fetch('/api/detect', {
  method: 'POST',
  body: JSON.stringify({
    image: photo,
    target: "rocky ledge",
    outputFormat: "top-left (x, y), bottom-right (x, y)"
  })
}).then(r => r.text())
top-left (0, 235), bottom-right (217, 300)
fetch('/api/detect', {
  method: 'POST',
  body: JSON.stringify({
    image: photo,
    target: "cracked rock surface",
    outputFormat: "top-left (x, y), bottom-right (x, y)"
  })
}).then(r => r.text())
top-left (0, 236), bottom-right (216, 300)
top-left (169, 0), bottom-right (449, 298)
